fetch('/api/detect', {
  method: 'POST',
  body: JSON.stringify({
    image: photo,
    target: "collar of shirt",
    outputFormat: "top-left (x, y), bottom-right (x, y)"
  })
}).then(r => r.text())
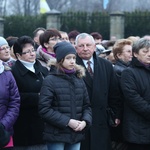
top-left (82, 57), bottom-right (94, 72)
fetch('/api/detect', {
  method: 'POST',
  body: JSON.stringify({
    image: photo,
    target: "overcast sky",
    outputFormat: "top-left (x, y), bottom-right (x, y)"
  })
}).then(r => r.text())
top-left (104, 0), bottom-right (109, 9)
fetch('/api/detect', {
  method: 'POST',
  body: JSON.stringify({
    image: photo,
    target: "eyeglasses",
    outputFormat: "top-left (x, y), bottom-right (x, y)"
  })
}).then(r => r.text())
top-left (49, 37), bottom-right (62, 42)
top-left (21, 49), bottom-right (36, 55)
top-left (0, 46), bottom-right (10, 51)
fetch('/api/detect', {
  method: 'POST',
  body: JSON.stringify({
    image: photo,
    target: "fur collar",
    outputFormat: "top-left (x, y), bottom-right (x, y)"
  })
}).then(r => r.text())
top-left (47, 59), bottom-right (86, 78)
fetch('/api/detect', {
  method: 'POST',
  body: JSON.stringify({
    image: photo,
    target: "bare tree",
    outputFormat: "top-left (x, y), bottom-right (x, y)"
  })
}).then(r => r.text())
top-left (46, 0), bottom-right (103, 12)
top-left (107, 0), bottom-right (150, 12)
top-left (0, 0), bottom-right (7, 16)
top-left (3, 0), bottom-right (150, 16)
top-left (46, 0), bottom-right (71, 11)
top-left (7, 0), bottom-right (39, 16)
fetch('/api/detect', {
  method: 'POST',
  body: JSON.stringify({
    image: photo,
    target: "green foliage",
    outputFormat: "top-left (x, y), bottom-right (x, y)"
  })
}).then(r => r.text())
top-left (4, 14), bottom-right (46, 38)
top-left (60, 11), bottom-right (110, 40)
top-left (3, 11), bottom-right (150, 40)
top-left (125, 11), bottom-right (150, 38)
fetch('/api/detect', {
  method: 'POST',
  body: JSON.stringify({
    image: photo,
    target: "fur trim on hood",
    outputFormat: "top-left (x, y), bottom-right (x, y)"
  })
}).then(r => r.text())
top-left (47, 59), bottom-right (86, 78)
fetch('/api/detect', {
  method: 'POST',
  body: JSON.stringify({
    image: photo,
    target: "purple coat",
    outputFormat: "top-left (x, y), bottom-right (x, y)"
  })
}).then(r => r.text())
top-left (0, 70), bottom-right (20, 135)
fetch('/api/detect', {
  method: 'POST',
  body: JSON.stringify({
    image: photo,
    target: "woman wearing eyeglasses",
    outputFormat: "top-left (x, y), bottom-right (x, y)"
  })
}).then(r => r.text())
top-left (11, 36), bottom-right (49, 150)
top-left (36, 28), bottom-right (62, 70)
top-left (0, 37), bottom-right (15, 68)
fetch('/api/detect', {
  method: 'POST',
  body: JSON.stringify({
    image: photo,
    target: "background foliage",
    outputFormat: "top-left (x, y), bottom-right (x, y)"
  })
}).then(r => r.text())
top-left (3, 11), bottom-right (150, 40)
top-left (4, 14), bottom-right (46, 38)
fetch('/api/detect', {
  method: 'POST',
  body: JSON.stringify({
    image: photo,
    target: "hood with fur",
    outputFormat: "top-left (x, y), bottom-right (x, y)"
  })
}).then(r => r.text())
top-left (47, 59), bottom-right (86, 78)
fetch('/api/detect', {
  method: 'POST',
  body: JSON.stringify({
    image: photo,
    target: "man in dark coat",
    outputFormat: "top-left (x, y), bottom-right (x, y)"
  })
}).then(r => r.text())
top-left (75, 33), bottom-right (121, 150)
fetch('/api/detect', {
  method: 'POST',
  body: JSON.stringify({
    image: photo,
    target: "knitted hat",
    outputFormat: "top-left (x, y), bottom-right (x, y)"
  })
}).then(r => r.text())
top-left (54, 41), bottom-right (76, 62)
top-left (0, 123), bottom-right (10, 148)
top-left (0, 37), bottom-right (8, 47)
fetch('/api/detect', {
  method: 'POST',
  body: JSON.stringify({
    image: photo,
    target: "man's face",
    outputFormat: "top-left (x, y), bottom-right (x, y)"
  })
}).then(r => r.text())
top-left (75, 36), bottom-right (96, 60)
top-left (34, 30), bottom-right (45, 45)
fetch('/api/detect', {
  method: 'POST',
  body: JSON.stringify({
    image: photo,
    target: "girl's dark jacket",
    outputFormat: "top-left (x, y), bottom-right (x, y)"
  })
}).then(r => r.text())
top-left (11, 60), bottom-right (48, 146)
top-left (114, 59), bottom-right (131, 79)
top-left (121, 57), bottom-right (150, 144)
top-left (39, 64), bottom-right (92, 144)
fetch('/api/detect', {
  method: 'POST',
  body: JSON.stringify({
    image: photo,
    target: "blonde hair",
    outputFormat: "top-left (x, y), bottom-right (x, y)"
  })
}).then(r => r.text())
top-left (113, 39), bottom-right (133, 60)
top-left (126, 36), bottom-right (140, 43)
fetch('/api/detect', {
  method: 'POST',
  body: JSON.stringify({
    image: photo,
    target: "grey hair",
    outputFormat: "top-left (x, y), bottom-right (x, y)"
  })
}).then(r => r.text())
top-left (75, 33), bottom-right (95, 45)
top-left (133, 38), bottom-right (150, 54)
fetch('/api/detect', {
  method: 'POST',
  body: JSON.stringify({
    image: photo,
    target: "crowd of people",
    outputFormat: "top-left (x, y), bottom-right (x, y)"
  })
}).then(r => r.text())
top-left (0, 27), bottom-right (150, 150)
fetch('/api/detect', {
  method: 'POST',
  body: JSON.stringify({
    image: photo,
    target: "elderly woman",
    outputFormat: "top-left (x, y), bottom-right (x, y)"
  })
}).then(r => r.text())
top-left (113, 39), bottom-right (133, 76)
top-left (110, 39), bottom-right (133, 150)
top-left (0, 37), bottom-right (16, 68)
top-left (11, 36), bottom-right (48, 150)
top-left (0, 59), bottom-right (20, 150)
top-left (121, 38), bottom-right (150, 150)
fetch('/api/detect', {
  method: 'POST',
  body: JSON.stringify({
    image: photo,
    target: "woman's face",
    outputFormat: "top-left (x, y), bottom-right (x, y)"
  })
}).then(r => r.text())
top-left (0, 44), bottom-right (11, 62)
top-left (117, 45), bottom-right (132, 63)
top-left (45, 36), bottom-right (61, 53)
top-left (62, 54), bottom-right (76, 70)
top-left (17, 43), bottom-right (36, 62)
top-left (134, 47), bottom-right (150, 65)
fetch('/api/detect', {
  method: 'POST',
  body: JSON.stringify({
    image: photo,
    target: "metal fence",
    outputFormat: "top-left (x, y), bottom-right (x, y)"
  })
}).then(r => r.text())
top-left (3, 11), bottom-right (150, 39)
top-left (60, 12), bottom-right (110, 40)
top-left (60, 11), bottom-right (150, 39)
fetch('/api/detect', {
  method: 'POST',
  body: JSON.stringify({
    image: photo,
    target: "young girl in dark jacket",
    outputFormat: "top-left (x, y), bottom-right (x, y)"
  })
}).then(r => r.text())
top-left (39, 41), bottom-right (92, 150)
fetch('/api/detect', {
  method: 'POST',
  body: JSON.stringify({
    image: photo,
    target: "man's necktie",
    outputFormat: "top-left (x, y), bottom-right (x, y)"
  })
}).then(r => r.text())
top-left (87, 60), bottom-right (93, 77)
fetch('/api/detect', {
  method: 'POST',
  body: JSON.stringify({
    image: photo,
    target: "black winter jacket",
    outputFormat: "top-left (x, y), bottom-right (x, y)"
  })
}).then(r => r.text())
top-left (114, 59), bottom-right (131, 79)
top-left (11, 60), bottom-right (48, 146)
top-left (121, 58), bottom-right (150, 144)
top-left (39, 67), bottom-right (92, 144)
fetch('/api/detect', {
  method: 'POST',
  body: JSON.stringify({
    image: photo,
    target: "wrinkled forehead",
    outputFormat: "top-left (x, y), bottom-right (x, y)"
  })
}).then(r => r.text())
top-left (133, 38), bottom-right (150, 53)
top-left (77, 36), bottom-right (95, 45)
